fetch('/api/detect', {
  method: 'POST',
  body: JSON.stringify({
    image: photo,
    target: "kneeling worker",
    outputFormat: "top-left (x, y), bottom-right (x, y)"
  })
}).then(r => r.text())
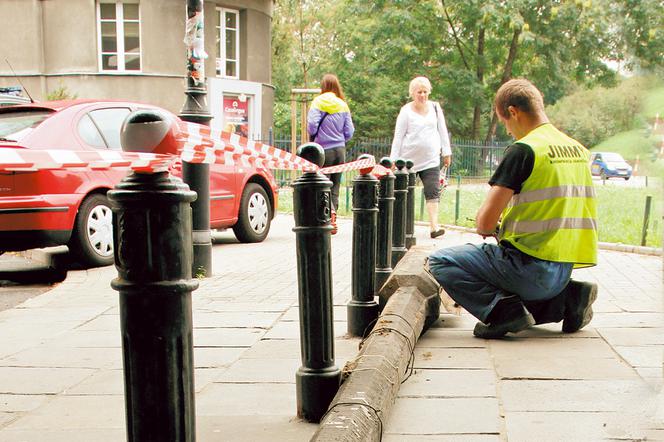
top-left (428, 78), bottom-right (598, 339)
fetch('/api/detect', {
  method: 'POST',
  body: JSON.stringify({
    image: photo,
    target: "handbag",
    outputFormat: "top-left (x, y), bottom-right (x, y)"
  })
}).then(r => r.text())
top-left (309, 112), bottom-right (328, 142)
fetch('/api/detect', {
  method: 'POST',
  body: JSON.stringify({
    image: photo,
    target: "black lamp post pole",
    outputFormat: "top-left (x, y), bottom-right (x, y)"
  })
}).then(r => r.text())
top-left (180, 0), bottom-right (212, 277)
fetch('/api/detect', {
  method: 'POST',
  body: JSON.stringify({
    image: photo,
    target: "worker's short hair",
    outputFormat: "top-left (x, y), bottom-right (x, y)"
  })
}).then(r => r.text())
top-left (494, 78), bottom-right (545, 118)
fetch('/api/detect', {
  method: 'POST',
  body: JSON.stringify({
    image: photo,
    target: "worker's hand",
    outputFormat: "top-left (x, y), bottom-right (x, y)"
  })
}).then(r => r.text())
top-left (443, 155), bottom-right (451, 167)
top-left (476, 224), bottom-right (500, 241)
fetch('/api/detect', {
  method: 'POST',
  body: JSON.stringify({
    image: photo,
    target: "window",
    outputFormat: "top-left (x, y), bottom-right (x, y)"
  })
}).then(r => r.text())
top-left (97, 1), bottom-right (141, 72)
top-left (216, 9), bottom-right (240, 78)
top-left (78, 108), bottom-right (131, 149)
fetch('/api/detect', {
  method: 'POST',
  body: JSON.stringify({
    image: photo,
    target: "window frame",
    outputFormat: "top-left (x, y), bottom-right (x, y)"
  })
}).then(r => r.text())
top-left (216, 8), bottom-right (240, 79)
top-left (96, 1), bottom-right (142, 73)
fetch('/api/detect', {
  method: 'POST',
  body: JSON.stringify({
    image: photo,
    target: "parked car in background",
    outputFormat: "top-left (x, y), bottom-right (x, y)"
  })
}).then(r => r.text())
top-left (0, 100), bottom-right (277, 267)
top-left (590, 151), bottom-right (632, 180)
top-left (0, 93), bottom-right (31, 107)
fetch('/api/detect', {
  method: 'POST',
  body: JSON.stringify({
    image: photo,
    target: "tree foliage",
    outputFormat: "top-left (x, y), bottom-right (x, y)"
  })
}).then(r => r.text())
top-left (271, 0), bottom-right (664, 141)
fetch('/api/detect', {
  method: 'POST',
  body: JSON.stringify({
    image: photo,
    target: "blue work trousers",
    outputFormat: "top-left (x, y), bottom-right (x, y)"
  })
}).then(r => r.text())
top-left (428, 243), bottom-right (573, 323)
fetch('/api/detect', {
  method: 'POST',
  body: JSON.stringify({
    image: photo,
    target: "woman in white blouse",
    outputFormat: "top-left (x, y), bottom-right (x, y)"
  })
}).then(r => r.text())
top-left (391, 76), bottom-right (452, 238)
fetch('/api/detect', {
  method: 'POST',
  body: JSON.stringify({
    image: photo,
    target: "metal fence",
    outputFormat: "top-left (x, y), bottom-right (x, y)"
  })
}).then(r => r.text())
top-left (264, 133), bottom-right (509, 187)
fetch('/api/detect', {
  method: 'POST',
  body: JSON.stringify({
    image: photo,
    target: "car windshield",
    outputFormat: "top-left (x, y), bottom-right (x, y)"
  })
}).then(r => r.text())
top-left (0, 110), bottom-right (53, 141)
top-left (602, 153), bottom-right (625, 162)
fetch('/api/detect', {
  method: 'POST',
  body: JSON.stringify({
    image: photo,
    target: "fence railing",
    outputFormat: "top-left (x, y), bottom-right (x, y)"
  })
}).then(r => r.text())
top-left (263, 134), bottom-right (510, 187)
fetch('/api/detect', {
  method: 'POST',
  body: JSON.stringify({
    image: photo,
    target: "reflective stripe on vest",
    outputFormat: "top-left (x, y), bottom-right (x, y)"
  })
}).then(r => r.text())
top-left (511, 185), bottom-right (596, 205)
top-left (502, 217), bottom-right (597, 234)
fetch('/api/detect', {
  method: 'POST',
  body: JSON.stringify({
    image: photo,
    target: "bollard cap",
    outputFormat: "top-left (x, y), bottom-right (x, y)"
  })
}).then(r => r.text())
top-left (297, 142), bottom-right (326, 168)
top-left (395, 158), bottom-right (406, 170)
top-left (120, 109), bottom-right (180, 155)
top-left (379, 157), bottom-right (393, 169)
top-left (358, 153), bottom-right (375, 175)
top-left (406, 159), bottom-right (414, 170)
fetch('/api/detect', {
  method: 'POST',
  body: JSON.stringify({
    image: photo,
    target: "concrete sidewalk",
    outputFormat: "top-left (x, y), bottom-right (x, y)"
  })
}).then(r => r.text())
top-left (0, 214), bottom-right (661, 441)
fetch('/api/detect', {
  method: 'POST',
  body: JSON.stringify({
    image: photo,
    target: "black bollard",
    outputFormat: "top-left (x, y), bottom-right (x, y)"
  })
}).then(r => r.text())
top-left (293, 142), bottom-right (341, 422)
top-left (391, 158), bottom-right (408, 268)
top-left (375, 157), bottom-right (395, 292)
top-left (405, 159), bottom-right (417, 249)
top-left (109, 110), bottom-right (199, 442)
top-left (347, 155), bottom-right (380, 337)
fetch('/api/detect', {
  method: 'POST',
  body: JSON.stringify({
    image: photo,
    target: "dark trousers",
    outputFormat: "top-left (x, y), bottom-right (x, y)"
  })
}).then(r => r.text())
top-left (428, 242), bottom-right (573, 324)
top-left (323, 146), bottom-right (345, 211)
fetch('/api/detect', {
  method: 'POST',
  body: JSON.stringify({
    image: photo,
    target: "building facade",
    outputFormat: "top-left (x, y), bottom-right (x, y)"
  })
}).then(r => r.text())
top-left (0, 0), bottom-right (274, 139)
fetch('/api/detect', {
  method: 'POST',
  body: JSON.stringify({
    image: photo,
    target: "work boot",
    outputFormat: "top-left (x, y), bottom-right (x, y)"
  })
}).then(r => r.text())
top-left (473, 312), bottom-right (535, 339)
top-left (562, 280), bottom-right (598, 333)
top-left (473, 301), bottom-right (534, 339)
top-left (430, 228), bottom-right (445, 239)
top-left (330, 209), bottom-right (338, 235)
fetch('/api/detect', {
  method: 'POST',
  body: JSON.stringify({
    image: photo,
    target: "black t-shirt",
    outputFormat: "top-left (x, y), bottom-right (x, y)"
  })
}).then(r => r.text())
top-left (488, 142), bottom-right (535, 194)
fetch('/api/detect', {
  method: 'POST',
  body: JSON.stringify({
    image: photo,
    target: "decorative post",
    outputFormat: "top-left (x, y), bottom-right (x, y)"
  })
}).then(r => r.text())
top-left (292, 143), bottom-right (341, 422)
top-left (347, 155), bottom-right (380, 337)
top-left (391, 158), bottom-right (408, 268)
top-left (405, 159), bottom-right (416, 249)
top-left (375, 157), bottom-right (395, 292)
top-left (109, 110), bottom-right (198, 442)
top-left (180, 0), bottom-right (212, 277)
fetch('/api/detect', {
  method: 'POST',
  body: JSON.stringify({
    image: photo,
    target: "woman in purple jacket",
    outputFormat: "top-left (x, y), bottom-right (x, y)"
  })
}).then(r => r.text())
top-left (307, 74), bottom-right (355, 233)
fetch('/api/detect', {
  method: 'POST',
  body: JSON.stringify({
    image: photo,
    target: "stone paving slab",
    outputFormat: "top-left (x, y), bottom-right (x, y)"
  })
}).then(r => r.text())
top-left (384, 436), bottom-right (500, 442)
top-left (491, 351), bottom-right (637, 380)
top-left (240, 336), bottom-right (361, 361)
top-left (413, 347), bottom-right (493, 369)
top-left (398, 368), bottom-right (496, 397)
top-left (214, 358), bottom-right (300, 383)
top-left (193, 311), bottom-right (282, 328)
top-left (501, 379), bottom-right (653, 412)
top-left (505, 411), bottom-right (650, 441)
top-left (0, 346), bottom-right (122, 369)
top-left (2, 395), bottom-right (125, 430)
top-left (196, 383), bottom-right (295, 416)
top-left (597, 326), bottom-right (664, 345)
top-left (417, 329), bottom-right (489, 348)
top-left (47, 330), bottom-right (121, 348)
top-left (193, 327), bottom-right (265, 347)
top-left (0, 367), bottom-right (95, 394)
top-left (0, 395), bottom-right (50, 413)
top-left (384, 397), bottom-right (501, 434)
top-left (197, 415), bottom-right (317, 441)
top-left (262, 320), bottom-right (350, 340)
top-left (0, 428), bottom-right (125, 442)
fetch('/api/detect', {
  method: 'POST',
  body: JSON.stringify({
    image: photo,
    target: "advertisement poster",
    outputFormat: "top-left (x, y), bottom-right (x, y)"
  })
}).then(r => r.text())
top-left (223, 96), bottom-right (249, 138)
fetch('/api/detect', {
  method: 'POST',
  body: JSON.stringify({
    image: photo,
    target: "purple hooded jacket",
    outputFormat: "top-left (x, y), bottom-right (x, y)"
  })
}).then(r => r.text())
top-left (307, 92), bottom-right (355, 149)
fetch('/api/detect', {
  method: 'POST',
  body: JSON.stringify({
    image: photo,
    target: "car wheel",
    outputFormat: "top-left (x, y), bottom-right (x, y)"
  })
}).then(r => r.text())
top-left (624, 177), bottom-right (630, 181)
top-left (69, 194), bottom-right (114, 267)
top-left (232, 183), bottom-right (271, 243)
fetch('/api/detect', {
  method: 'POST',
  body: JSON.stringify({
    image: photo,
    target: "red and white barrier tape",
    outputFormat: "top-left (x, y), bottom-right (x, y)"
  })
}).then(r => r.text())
top-left (177, 122), bottom-right (319, 172)
top-left (0, 148), bottom-right (172, 173)
top-left (0, 121), bottom-right (393, 178)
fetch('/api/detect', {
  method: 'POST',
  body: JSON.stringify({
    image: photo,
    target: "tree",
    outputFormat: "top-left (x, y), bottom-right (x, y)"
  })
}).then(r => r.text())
top-left (271, 0), bottom-right (662, 141)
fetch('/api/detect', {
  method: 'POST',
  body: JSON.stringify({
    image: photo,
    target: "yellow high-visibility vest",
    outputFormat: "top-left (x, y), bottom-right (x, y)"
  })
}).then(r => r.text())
top-left (499, 123), bottom-right (598, 267)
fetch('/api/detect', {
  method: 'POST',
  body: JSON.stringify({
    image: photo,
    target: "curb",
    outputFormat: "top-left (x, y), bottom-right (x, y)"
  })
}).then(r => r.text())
top-left (312, 247), bottom-right (438, 441)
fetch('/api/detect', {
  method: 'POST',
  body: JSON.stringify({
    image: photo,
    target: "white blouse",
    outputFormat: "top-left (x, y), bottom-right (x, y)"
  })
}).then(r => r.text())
top-left (390, 101), bottom-right (452, 173)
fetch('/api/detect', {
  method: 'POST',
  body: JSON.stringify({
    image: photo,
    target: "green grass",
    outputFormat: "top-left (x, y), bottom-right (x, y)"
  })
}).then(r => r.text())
top-left (642, 86), bottom-right (664, 119)
top-left (277, 181), bottom-right (663, 248)
top-left (593, 129), bottom-right (655, 161)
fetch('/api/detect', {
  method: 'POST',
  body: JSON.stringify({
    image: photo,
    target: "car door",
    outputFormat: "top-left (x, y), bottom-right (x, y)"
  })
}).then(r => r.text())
top-left (209, 154), bottom-right (238, 226)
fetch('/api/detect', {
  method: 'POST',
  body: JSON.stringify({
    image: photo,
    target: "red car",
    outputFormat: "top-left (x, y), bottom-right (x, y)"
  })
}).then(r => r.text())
top-left (0, 99), bottom-right (278, 267)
